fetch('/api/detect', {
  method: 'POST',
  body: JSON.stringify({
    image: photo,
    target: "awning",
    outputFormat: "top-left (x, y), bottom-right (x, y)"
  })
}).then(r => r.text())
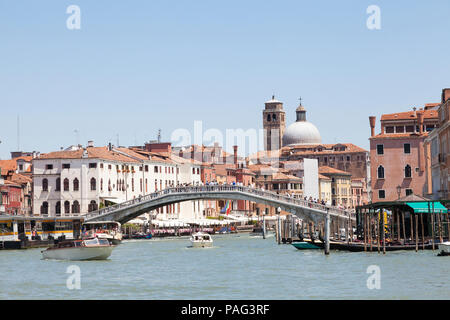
top-left (406, 202), bottom-right (447, 214)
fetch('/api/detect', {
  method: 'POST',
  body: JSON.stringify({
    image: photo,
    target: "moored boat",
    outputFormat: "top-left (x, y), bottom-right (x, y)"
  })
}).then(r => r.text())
top-left (437, 242), bottom-right (450, 256)
top-left (41, 237), bottom-right (114, 260)
top-left (291, 240), bottom-right (321, 250)
top-left (190, 232), bottom-right (213, 248)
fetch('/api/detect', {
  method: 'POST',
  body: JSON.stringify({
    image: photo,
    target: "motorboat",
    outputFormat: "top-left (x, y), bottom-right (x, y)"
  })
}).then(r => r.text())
top-left (249, 226), bottom-right (274, 238)
top-left (438, 241), bottom-right (450, 256)
top-left (82, 221), bottom-right (123, 245)
top-left (190, 232), bottom-right (213, 248)
top-left (41, 237), bottom-right (114, 260)
top-left (291, 241), bottom-right (321, 250)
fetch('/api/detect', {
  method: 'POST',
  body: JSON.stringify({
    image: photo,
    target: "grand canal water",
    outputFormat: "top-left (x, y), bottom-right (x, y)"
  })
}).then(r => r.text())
top-left (1, 234), bottom-right (449, 300)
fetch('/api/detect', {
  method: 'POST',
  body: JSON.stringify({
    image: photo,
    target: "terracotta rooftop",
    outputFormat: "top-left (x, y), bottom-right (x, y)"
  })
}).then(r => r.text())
top-left (37, 147), bottom-right (141, 163)
top-left (284, 143), bottom-right (367, 155)
top-left (371, 132), bottom-right (427, 139)
top-left (0, 159), bottom-right (18, 175)
top-left (318, 174), bottom-right (332, 180)
top-left (381, 109), bottom-right (438, 121)
top-left (319, 166), bottom-right (351, 176)
top-left (272, 172), bottom-right (302, 182)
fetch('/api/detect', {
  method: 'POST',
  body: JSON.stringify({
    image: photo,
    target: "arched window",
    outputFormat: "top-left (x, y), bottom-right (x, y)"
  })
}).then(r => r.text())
top-left (377, 166), bottom-right (385, 179)
top-left (55, 201), bottom-right (61, 216)
top-left (55, 178), bottom-right (61, 192)
top-left (140, 179), bottom-right (143, 192)
top-left (267, 114), bottom-right (271, 122)
top-left (72, 201), bottom-right (80, 214)
top-left (40, 202), bottom-right (49, 215)
top-left (131, 178), bottom-right (134, 192)
top-left (64, 201), bottom-right (70, 214)
top-left (272, 114), bottom-right (277, 121)
top-left (100, 178), bottom-right (103, 191)
top-left (404, 165), bottom-right (412, 178)
top-left (42, 179), bottom-right (48, 192)
top-left (108, 179), bottom-right (111, 191)
top-left (63, 178), bottom-right (69, 191)
top-left (90, 178), bottom-right (96, 191)
top-left (88, 200), bottom-right (98, 212)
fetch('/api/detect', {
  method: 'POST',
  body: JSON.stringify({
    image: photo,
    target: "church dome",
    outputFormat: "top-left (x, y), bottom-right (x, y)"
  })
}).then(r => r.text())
top-left (282, 102), bottom-right (322, 146)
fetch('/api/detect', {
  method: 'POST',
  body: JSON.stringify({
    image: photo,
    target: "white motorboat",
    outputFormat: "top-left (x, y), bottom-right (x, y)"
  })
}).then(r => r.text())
top-left (42, 237), bottom-right (114, 260)
top-left (190, 232), bottom-right (213, 248)
top-left (82, 221), bottom-right (123, 245)
top-left (437, 241), bottom-right (450, 256)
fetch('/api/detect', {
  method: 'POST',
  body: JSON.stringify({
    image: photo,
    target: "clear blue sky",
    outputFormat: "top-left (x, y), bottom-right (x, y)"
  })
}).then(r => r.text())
top-left (1, 0), bottom-right (449, 159)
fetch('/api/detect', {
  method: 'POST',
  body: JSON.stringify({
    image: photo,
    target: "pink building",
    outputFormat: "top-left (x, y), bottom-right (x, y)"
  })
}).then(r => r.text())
top-left (369, 105), bottom-right (440, 202)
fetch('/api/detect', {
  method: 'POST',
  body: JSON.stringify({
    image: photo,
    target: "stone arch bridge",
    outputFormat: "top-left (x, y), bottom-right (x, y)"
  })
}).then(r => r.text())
top-left (85, 185), bottom-right (355, 226)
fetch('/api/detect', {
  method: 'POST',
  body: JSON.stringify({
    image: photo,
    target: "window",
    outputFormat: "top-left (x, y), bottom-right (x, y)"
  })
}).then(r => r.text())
top-left (88, 200), bottom-right (98, 212)
top-left (40, 202), bottom-right (49, 215)
top-left (377, 166), bottom-right (385, 179)
top-left (386, 126), bottom-right (394, 133)
top-left (19, 164), bottom-right (23, 171)
top-left (131, 178), bottom-right (134, 192)
top-left (89, 163), bottom-right (97, 169)
top-left (72, 178), bottom-right (78, 191)
top-left (405, 126), bottom-right (414, 133)
top-left (154, 166), bottom-right (158, 173)
top-left (378, 190), bottom-right (386, 199)
top-left (108, 165), bottom-right (112, 170)
top-left (42, 179), bottom-right (48, 192)
top-left (72, 201), bottom-right (80, 214)
top-left (377, 144), bottom-right (384, 155)
top-left (55, 201), bottom-right (61, 215)
top-left (395, 126), bottom-right (404, 133)
top-left (55, 178), bottom-right (61, 192)
top-left (64, 201), bottom-right (70, 214)
top-left (100, 178), bottom-right (103, 191)
top-left (267, 114), bottom-right (271, 122)
top-left (406, 189), bottom-right (413, 196)
top-left (272, 114), bottom-right (277, 121)
top-left (404, 165), bottom-right (412, 178)
top-left (62, 163), bottom-right (70, 169)
top-left (100, 163), bottom-right (104, 169)
top-left (45, 164), bottom-right (53, 170)
top-left (346, 156), bottom-right (350, 161)
top-left (404, 143), bottom-right (411, 154)
top-left (90, 178), bottom-right (96, 191)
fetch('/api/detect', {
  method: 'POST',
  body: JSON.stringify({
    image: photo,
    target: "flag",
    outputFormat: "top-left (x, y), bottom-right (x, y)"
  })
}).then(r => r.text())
top-left (221, 200), bottom-right (232, 215)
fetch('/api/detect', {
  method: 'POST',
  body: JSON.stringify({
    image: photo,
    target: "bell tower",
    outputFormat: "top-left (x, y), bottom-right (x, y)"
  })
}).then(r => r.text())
top-left (263, 95), bottom-right (286, 151)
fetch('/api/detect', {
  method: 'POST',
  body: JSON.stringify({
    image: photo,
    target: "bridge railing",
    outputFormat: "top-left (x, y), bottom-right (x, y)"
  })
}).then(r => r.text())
top-left (84, 185), bottom-right (355, 220)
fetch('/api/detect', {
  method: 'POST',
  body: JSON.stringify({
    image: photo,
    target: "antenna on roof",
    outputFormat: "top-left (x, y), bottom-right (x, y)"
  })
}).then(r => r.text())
top-left (157, 129), bottom-right (161, 143)
top-left (74, 129), bottom-right (79, 146)
top-left (17, 115), bottom-right (20, 151)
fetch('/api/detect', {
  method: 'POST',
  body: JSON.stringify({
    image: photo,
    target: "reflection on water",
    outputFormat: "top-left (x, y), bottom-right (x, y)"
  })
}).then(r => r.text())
top-left (0, 234), bottom-right (449, 300)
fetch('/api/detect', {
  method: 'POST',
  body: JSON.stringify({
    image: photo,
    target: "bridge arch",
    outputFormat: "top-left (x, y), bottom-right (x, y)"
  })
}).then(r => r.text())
top-left (85, 186), bottom-right (355, 225)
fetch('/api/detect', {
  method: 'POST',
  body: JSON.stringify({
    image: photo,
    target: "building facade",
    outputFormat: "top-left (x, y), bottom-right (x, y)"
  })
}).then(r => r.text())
top-left (369, 104), bottom-right (440, 202)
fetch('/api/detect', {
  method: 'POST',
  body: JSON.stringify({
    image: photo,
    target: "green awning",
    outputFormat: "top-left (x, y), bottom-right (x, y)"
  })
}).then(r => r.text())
top-left (406, 202), bottom-right (447, 214)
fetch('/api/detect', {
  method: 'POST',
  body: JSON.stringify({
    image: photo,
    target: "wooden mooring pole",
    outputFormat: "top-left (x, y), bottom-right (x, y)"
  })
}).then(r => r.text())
top-left (421, 213), bottom-right (425, 250)
top-left (364, 211), bottom-right (367, 252)
top-left (415, 214), bottom-right (419, 252)
top-left (382, 211), bottom-right (386, 254)
top-left (324, 211), bottom-right (330, 255)
top-left (377, 212), bottom-right (380, 254)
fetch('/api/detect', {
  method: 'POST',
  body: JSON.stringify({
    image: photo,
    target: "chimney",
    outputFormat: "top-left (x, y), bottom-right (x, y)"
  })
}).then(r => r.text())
top-left (108, 143), bottom-right (112, 151)
top-left (369, 116), bottom-right (376, 137)
top-left (417, 111), bottom-right (424, 134)
top-left (87, 140), bottom-right (94, 148)
top-left (233, 145), bottom-right (238, 168)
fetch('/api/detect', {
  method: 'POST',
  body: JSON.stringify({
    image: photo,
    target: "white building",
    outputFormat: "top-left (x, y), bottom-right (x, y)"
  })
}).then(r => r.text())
top-left (32, 143), bottom-right (204, 221)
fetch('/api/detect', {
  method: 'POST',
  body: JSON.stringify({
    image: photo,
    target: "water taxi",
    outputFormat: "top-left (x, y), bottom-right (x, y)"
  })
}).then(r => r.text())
top-left (1, 215), bottom-right (84, 249)
top-left (190, 232), bottom-right (213, 248)
top-left (82, 221), bottom-right (122, 245)
top-left (41, 237), bottom-right (114, 260)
